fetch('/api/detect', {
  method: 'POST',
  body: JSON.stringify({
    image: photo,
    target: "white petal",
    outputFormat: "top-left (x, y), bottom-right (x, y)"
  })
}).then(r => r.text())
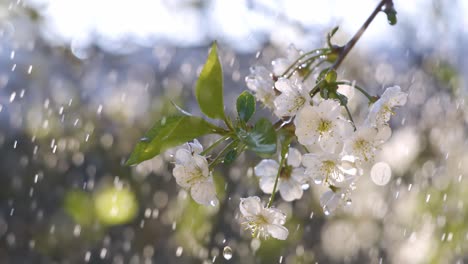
top-left (172, 164), bottom-right (193, 188)
top-left (375, 125), bottom-right (392, 142)
top-left (264, 208), bottom-right (286, 225)
top-left (259, 176), bottom-right (276, 194)
top-left (287, 148), bottom-right (302, 167)
top-left (190, 179), bottom-right (217, 206)
top-left (193, 155), bottom-right (209, 177)
top-left (174, 149), bottom-right (193, 164)
top-left (189, 139), bottom-right (204, 154)
top-left (318, 134), bottom-right (342, 154)
top-left (267, 224), bottom-right (289, 240)
top-left (274, 78), bottom-right (293, 94)
top-left (279, 180), bottom-right (303, 201)
top-left (255, 159), bottom-right (279, 178)
top-left (291, 167), bottom-right (307, 183)
top-left (320, 190), bottom-right (341, 214)
top-left (239, 196), bottom-right (262, 217)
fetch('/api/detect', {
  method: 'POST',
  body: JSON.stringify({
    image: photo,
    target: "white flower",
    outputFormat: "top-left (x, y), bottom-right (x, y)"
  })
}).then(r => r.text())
top-left (344, 126), bottom-right (391, 164)
top-left (302, 151), bottom-right (349, 185)
top-left (320, 175), bottom-right (355, 215)
top-left (239, 196), bottom-right (289, 240)
top-left (366, 86), bottom-right (408, 127)
top-left (245, 66), bottom-right (276, 109)
top-left (273, 78), bottom-right (310, 118)
top-left (295, 100), bottom-right (353, 153)
top-left (254, 148), bottom-right (307, 202)
top-left (272, 44), bottom-right (303, 76)
top-left (172, 140), bottom-right (218, 206)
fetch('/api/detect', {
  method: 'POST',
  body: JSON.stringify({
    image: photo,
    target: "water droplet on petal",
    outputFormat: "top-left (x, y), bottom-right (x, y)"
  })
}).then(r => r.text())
top-left (223, 246), bottom-right (233, 260)
top-left (345, 198), bottom-right (352, 205)
top-left (323, 206), bottom-right (330, 216)
top-left (210, 199), bottom-right (218, 207)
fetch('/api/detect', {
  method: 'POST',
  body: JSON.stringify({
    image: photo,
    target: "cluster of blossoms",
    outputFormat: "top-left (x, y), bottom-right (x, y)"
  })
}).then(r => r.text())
top-left (159, 44), bottom-right (407, 241)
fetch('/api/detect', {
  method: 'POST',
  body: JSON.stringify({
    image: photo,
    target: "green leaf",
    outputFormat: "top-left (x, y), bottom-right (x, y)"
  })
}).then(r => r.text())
top-left (236, 91), bottom-right (256, 123)
top-left (239, 118), bottom-right (277, 155)
top-left (64, 191), bottom-right (94, 226)
top-left (224, 149), bottom-right (237, 165)
top-left (195, 42), bottom-right (225, 120)
top-left (126, 116), bottom-right (219, 165)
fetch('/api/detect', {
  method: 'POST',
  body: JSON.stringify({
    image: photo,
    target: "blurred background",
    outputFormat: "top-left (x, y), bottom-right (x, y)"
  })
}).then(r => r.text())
top-left (0, 0), bottom-right (467, 263)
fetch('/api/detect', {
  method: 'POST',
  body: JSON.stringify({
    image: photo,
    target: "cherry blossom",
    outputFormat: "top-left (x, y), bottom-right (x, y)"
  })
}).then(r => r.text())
top-left (172, 140), bottom-right (218, 206)
top-left (254, 148), bottom-right (307, 202)
top-left (239, 196), bottom-right (289, 240)
top-left (366, 86), bottom-right (408, 127)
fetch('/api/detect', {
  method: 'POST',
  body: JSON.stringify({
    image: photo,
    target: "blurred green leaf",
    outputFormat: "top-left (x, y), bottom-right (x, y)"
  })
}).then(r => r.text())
top-left (195, 42), bottom-right (226, 120)
top-left (240, 118), bottom-right (277, 155)
top-left (236, 91), bottom-right (256, 123)
top-left (64, 191), bottom-right (94, 226)
top-left (94, 187), bottom-right (138, 226)
top-left (126, 115), bottom-right (219, 165)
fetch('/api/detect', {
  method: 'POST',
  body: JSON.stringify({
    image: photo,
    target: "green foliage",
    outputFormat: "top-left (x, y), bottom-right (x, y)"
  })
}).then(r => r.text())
top-left (236, 91), bottom-right (256, 123)
top-left (64, 191), bottom-right (94, 226)
top-left (126, 115), bottom-right (220, 165)
top-left (94, 187), bottom-right (138, 226)
top-left (195, 42), bottom-right (226, 120)
top-left (238, 118), bottom-right (277, 155)
top-left (224, 148), bottom-right (238, 165)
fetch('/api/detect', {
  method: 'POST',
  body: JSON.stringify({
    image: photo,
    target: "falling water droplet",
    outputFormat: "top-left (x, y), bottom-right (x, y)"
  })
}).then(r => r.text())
top-left (345, 198), bottom-right (352, 205)
top-left (223, 246), bottom-right (232, 260)
top-left (301, 183), bottom-right (310, 190)
top-left (140, 137), bottom-right (150, 143)
top-left (175, 246), bottom-right (183, 257)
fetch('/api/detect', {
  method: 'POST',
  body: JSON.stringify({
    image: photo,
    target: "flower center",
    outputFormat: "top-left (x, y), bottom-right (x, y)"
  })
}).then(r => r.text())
top-left (353, 138), bottom-right (373, 161)
top-left (317, 119), bottom-right (332, 134)
top-left (186, 167), bottom-right (206, 185)
top-left (279, 165), bottom-right (293, 180)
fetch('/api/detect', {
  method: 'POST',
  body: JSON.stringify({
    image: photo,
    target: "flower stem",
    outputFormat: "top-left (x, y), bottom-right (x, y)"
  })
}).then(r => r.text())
top-left (281, 48), bottom-right (330, 77)
top-left (209, 139), bottom-right (238, 170)
top-left (201, 134), bottom-right (231, 156)
top-left (330, 0), bottom-right (389, 70)
top-left (267, 147), bottom-right (288, 208)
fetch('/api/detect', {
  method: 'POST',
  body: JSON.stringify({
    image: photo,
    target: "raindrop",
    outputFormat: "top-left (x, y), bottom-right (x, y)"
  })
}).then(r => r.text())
top-left (222, 246), bottom-right (232, 260)
top-left (100, 248), bottom-right (107, 259)
top-left (210, 199), bottom-right (218, 207)
top-left (279, 255), bottom-right (283, 263)
top-left (11, 64), bottom-right (16, 71)
top-left (27, 65), bottom-right (33, 74)
top-left (301, 183), bottom-right (310, 190)
top-left (140, 137), bottom-right (150, 143)
top-left (176, 246), bottom-right (183, 257)
top-left (97, 104), bottom-right (103, 114)
top-left (10, 51), bottom-right (15, 59)
top-left (426, 194), bottom-right (431, 203)
top-left (9, 92), bottom-right (16, 102)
